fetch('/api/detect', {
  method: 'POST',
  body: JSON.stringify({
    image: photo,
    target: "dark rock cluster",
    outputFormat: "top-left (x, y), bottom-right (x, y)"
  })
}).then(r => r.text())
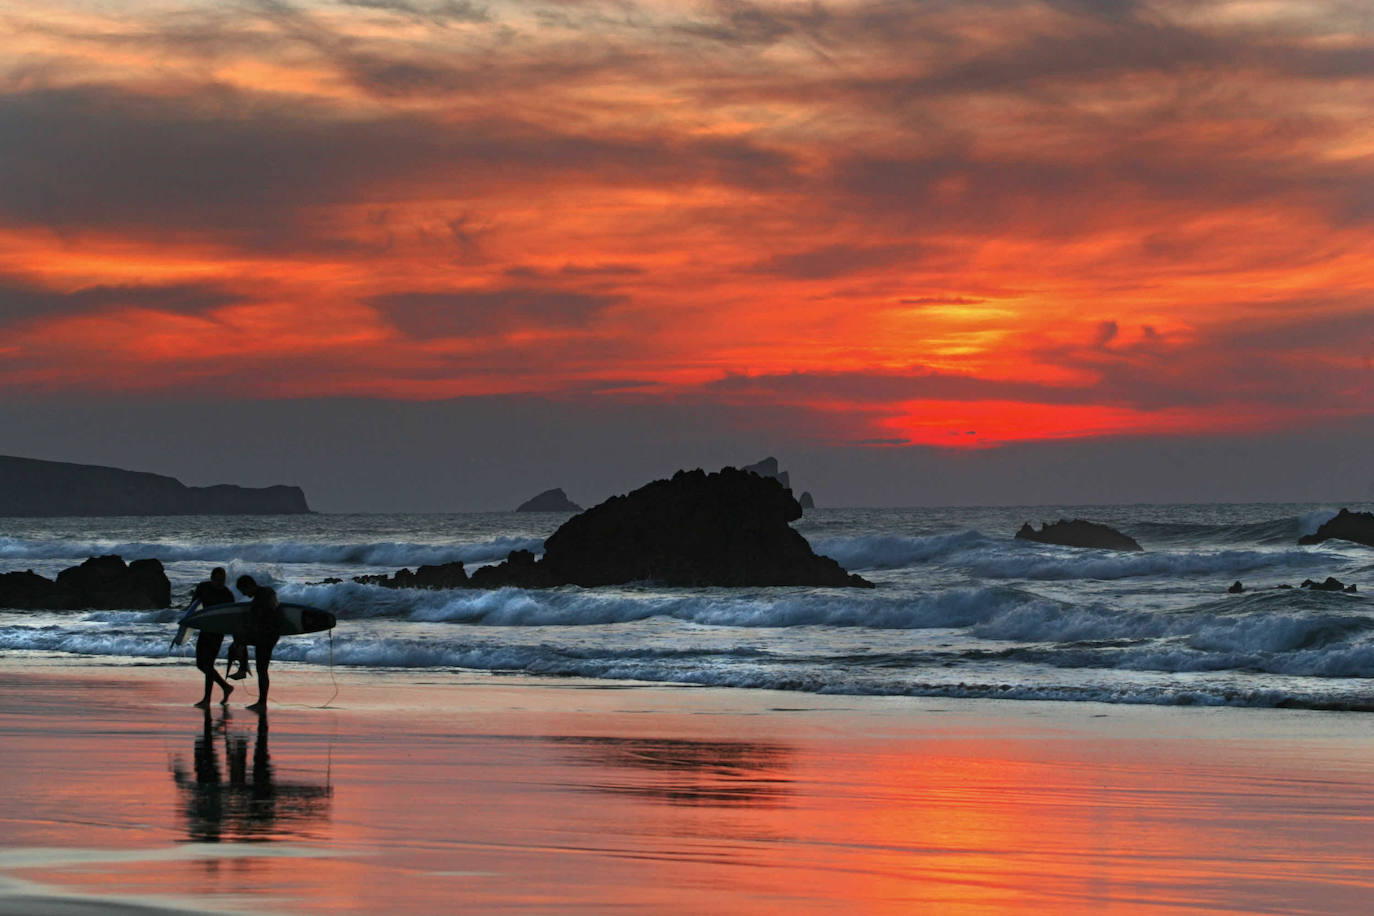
top-left (0, 555), bottom-right (171, 609)
top-left (1298, 509), bottom-right (1374, 547)
top-left (1301, 576), bottom-right (1358, 593)
top-left (355, 562), bottom-right (471, 589)
top-left (1015, 519), bottom-right (1143, 552)
top-left (1229, 577), bottom-right (1358, 593)
top-left (363, 467), bottom-right (871, 590)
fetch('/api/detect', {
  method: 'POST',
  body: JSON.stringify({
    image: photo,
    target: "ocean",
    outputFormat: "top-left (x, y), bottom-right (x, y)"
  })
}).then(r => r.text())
top-left (2, 503), bottom-right (1372, 711)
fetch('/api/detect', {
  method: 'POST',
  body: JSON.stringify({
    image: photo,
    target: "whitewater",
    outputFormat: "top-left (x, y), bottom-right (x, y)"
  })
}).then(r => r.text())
top-left (3, 503), bottom-right (1373, 710)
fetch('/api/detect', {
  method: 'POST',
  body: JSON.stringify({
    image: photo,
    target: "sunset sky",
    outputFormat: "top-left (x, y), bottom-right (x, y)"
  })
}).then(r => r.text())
top-left (2, 0), bottom-right (1371, 509)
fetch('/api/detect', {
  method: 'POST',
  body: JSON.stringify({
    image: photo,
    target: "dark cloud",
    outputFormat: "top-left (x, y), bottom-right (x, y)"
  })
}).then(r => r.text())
top-left (0, 86), bottom-right (799, 246)
top-left (371, 287), bottom-right (626, 336)
top-left (751, 243), bottom-right (929, 279)
top-left (675, 0), bottom-right (830, 47)
top-left (0, 279), bottom-right (241, 325)
top-left (1093, 321), bottom-right (1119, 348)
top-left (337, 0), bottom-right (492, 26)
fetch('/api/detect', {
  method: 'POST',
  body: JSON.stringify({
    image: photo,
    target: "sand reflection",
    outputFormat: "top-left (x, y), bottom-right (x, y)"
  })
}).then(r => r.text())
top-left (552, 735), bottom-right (792, 806)
top-left (170, 709), bottom-right (332, 843)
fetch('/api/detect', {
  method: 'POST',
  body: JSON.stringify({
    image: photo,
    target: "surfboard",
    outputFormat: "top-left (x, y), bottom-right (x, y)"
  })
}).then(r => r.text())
top-left (173, 601), bottom-right (336, 643)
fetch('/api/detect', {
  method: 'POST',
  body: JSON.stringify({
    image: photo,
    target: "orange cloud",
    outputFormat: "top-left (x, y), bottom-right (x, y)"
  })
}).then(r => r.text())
top-left (1, 0), bottom-right (1372, 446)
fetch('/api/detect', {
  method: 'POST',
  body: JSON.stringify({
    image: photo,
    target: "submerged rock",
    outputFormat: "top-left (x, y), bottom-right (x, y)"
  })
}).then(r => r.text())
top-left (0, 555), bottom-right (170, 609)
top-left (1228, 581), bottom-right (1245, 594)
top-left (1015, 519), bottom-right (1143, 552)
top-left (516, 488), bottom-right (583, 512)
top-left (1298, 509), bottom-right (1374, 547)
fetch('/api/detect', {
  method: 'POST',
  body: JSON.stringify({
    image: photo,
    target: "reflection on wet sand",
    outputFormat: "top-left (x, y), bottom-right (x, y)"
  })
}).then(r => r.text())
top-left (170, 709), bottom-right (332, 843)
top-left (552, 736), bottom-right (792, 806)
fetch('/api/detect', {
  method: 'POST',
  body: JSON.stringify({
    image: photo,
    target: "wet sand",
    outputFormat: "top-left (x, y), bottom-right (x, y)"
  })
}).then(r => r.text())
top-left (3, 656), bottom-right (1374, 914)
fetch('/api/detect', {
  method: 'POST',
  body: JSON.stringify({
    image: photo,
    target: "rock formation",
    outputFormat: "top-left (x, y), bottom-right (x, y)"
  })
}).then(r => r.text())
top-left (516, 488), bottom-right (583, 512)
top-left (1015, 519), bottom-right (1143, 552)
top-left (799, 491), bottom-right (815, 510)
top-left (439, 467), bottom-right (870, 589)
top-left (1298, 509), bottom-right (1374, 547)
top-left (0, 455), bottom-right (310, 516)
top-left (741, 457), bottom-right (790, 490)
top-left (0, 555), bottom-right (171, 609)
top-left (354, 562), bottom-right (470, 589)
top-left (1300, 577), bottom-right (1358, 593)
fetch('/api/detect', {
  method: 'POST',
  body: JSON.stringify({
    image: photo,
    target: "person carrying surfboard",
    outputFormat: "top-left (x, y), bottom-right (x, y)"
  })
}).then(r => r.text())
top-left (189, 567), bottom-right (237, 708)
top-left (236, 574), bottom-right (284, 712)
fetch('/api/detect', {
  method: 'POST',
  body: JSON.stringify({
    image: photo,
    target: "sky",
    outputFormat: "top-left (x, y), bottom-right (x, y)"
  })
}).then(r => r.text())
top-left (1, 0), bottom-right (1372, 510)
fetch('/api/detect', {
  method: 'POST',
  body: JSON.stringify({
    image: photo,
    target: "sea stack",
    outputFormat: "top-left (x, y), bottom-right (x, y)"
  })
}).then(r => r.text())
top-left (473, 466), bottom-right (872, 588)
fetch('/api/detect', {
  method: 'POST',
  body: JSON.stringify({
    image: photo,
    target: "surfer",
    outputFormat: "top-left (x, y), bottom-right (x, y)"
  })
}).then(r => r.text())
top-left (190, 567), bottom-right (237, 708)
top-left (236, 575), bottom-right (283, 712)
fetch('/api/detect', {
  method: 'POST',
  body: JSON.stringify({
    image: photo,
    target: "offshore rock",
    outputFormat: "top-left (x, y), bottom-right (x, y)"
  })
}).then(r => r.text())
top-left (0, 555), bottom-right (171, 609)
top-left (1015, 519), bottom-right (1143, 552)
top-left (1300, 577), bottom-right (1357, 593)
top-left (516, 488), bottom-right (583, 512)
top-left (799, 491), bottom-right (816, 510)
top-left (355, 561), bottom-right (469, 589)
top-left (0, 454), bottom-right (310, 516)
top-left (478, 467), bottom-right (872, 588)
top-left (1298, 509), bottom-right (1374, 547)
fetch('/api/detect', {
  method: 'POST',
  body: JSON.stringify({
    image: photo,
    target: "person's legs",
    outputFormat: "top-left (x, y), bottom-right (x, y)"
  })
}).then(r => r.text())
top-left (194, 633), bottom-right (230, 707)
top-left (226, 640), bottom-right (249, 679)
top-left (246, 637), bottom-right (276, 711)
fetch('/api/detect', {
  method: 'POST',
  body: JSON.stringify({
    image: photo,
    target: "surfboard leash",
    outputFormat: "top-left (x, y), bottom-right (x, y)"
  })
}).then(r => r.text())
top-left (318, 627), bottom-right (340, 709)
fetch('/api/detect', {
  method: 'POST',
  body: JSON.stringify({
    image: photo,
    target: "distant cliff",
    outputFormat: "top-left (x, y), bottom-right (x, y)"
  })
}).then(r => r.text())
top-left (0, 455), bottom-right (310, 516)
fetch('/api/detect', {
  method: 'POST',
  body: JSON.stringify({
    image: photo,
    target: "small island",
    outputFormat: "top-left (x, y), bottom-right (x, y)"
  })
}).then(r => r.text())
top-left (516, 488), bottom-right (583, 512)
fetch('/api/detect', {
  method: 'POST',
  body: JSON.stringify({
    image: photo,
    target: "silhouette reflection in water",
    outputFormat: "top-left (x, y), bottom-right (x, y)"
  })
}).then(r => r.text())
top-left (171, 708), bottom-right (332, 842)
top-left (553, 736), bottom-right (792, 807)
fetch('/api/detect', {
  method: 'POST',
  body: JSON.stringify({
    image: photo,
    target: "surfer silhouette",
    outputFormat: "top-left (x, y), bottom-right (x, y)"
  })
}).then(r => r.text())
top-left (190, 567), bottom-right (238, 708)
top-left (236, 574), bottom-right (283, 712)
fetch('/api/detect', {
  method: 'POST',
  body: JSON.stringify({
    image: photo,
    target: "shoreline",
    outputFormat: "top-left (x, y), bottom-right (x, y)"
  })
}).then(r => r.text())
top-left (5, 657), bottom-right (1374, 913)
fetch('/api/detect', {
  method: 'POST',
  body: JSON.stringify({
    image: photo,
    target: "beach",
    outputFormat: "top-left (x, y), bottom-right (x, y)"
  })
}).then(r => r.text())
top-left (3, 657), bottom-right (1374, 914)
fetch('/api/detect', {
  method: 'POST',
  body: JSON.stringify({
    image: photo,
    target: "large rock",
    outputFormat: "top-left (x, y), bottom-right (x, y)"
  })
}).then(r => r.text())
top-left (516, 488), bottom-right (583, 512)
top-left (476, 467), bottom-right (872, 588)
top-left (0, 454), bottom-right (310, 516)
top-left (1298, 509), bottom-right (1374, 547)
top-left (1015, 519), bottom-right (1143, 552)
top-left (0, 555), bottom-right (171, 609)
